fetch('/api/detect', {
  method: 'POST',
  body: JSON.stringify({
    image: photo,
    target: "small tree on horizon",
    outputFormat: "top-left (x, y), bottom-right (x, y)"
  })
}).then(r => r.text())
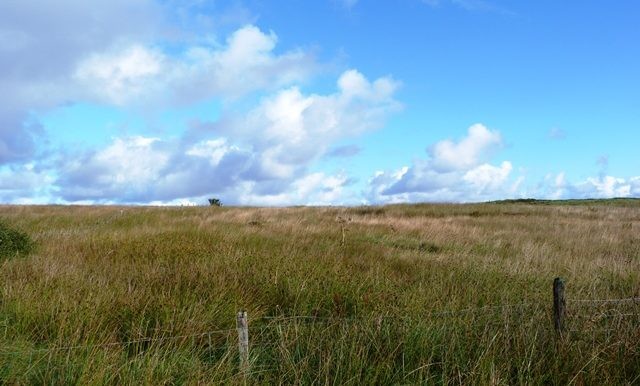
top-left (208, 198), bottom-right (222, 207)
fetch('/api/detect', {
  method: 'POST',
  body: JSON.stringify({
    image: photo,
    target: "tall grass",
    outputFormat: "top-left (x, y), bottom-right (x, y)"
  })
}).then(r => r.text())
top-left (0, 203), bottom-right (638, 384)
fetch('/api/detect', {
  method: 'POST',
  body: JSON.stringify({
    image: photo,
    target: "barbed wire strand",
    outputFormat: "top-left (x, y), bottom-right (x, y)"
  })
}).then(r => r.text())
top-left (2, 299), bottom-right (637, 356)
top-left (568, 297), bottom-right (640, 305)
top-left (256, 302), bottom-right (539, 323)
top-left (0, 328), bottom-right (236, 355)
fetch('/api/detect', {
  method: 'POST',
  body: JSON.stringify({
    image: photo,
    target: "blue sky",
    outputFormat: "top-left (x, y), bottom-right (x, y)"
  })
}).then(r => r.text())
top-left (1, 0), bottom-right (638, 205)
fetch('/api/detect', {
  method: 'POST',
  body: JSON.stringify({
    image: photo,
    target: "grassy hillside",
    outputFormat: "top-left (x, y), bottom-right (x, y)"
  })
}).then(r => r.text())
top-left (0, 203), bottom-right (639, 384)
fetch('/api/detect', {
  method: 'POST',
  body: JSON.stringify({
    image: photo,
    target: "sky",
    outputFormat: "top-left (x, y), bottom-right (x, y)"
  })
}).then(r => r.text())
top-left (1, 0), bottom-right (639, 206)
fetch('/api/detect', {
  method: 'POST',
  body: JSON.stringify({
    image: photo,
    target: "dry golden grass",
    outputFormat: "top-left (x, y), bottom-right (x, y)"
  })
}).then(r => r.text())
top-left (0, 202), bottom-right (639, 384)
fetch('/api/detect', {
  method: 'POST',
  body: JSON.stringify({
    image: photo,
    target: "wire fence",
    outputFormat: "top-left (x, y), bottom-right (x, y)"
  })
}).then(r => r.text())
top-left (1, 293), bottom-right (638, 357)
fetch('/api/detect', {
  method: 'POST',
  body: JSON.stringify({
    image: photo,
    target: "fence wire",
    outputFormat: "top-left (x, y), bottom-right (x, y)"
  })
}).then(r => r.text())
top-left (1, 297), bottom-right (637, 356)
top-left (0, 328), bottom-right (236, 356)
top-left (568, 297), bottom-right (640, 305)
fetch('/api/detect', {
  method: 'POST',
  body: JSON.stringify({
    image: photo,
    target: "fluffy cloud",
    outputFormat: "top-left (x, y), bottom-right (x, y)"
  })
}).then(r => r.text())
top-left (74, 46), bottom-right (166, 105)
top-left (0, 0), bottom-right (310, 165)
top-left (367, 124), bottom-right (516, 203)
top-left (1, 0), bottom-right (400, 206)
top-left (57, 136), bottom-right (170, 201)
top-left (0, 163), bottom-right (53, 203)
top-left (54, 135), bottom-right (356, 206)
top-left (53, 69), bottom-right (399, 205)
top-left (430, 123), bottom-right (502, 172)
top-left (543, 173), bottom-right (640, 199)
top-left (0, 0), bottom-right (162, 164)
top-left (224, 70), bottom-right (400, 182)
top-left (463, 161), bottom-right (513, 192)
top-left (74, 25), bottom-right (316, 105)
top-left (236, 172), bottom-right (355, 206)
top-left (1, 1), bottom-right (375, 206)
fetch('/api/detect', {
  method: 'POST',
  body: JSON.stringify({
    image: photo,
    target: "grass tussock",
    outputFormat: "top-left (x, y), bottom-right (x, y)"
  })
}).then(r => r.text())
top-left (0, 202), bottom-right (639, 384)
top-left (0, 220), bottom-right (34, 260)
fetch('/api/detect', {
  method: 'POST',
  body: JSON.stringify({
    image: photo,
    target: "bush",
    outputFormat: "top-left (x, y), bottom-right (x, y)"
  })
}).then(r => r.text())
top-left (0, 221), bottom-right (34, 260)
top-left (208, 198), bottom-right (222, 207)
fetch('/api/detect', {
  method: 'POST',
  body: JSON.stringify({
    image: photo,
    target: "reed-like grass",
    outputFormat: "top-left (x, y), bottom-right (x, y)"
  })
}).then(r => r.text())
top-left (0, 202), bottom-right (639, 384)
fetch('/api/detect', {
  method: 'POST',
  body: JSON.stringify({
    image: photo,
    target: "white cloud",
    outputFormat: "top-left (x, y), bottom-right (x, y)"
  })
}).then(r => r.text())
top-left (576, 176), bottom-right (631, 198)
top-left (530, 172), bottom-right (640, 200)
top-left (1, 11), bottom-right (315, 165)
top-left (237, 172), bottom-right (353, 206)
top-left (0, 0), bottom-right (162, 165)
top-left (0, 163), bottom-right (54, 203)
top-left (73, 25), bottom-right (316, 106)
top-left (186, 139), bottom-right (236, 165)
top-left (367, 124), bottom-right (516, 203)
top-left (95, 137), bottom-right (168, 184)
top-left (54, 69), bottom-right (400, 205)
top-left (430, 123), bottom-right (502, 171)
top-left (58, 136), bottom-right (170, 201)
top-left (463, 161), bottom-right (512, 192)
top-left (1, 0), bottom-right (401, 207)
top-left (173, 25), bottom-right (315, 101)
top-left (75, 45), bottom-right (165, 105)
top-left (219, 69), bottom-right (400, 182)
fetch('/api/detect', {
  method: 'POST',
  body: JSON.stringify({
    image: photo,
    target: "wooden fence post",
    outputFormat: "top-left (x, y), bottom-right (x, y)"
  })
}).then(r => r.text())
top-left (236, 310), bottom-right (249, 373)
top-left (553, 277), bottom-right (566, 336)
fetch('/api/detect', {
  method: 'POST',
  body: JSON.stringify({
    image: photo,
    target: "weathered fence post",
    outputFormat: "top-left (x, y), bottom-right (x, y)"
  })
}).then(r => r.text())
top-left (337, 216), bottom-right (347, 246)
top-left (553, 277), bottom-right (566, 336)
top-left (236, 310), bottom-right (249, 373)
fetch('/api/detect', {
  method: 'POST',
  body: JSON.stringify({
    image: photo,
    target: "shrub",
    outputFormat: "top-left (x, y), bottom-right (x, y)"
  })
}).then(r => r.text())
top-left (208, 198), bottom-right (222, 207)
top-left (0, 221), bottom-right (34, 260)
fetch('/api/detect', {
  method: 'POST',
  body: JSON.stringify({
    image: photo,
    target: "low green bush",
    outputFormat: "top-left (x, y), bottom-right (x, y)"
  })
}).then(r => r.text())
top-left (0, 221), bottom-right (34, 259)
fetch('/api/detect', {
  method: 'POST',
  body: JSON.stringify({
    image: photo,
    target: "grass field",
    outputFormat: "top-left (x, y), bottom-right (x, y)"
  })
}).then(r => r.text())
top-left (1, 201), bottom-right (639, 384)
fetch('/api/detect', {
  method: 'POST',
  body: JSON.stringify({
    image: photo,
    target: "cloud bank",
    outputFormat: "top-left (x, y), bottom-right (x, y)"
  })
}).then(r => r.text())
top-left (0, 0), bottom-right (400, 205)
top-left (53, 69), bottom-right (399, 205)
top-left (0, 1), bottom-right (637, 206)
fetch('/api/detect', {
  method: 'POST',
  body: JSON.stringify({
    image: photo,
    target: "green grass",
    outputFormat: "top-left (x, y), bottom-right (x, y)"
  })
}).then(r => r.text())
top-left (490, 197), bottom-right (640, 207)
top-left (0, 203), bottom-right (639, 384)
top-left (0, 220), bottom-right (34, 260)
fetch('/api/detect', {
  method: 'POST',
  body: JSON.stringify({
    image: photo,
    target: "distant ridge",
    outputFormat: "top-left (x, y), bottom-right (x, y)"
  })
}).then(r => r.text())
top-left (488, 197), bottom-right (640, 206)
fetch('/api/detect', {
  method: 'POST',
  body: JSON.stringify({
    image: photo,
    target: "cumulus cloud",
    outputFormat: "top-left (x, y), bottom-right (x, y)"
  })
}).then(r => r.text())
top-left (74, 25), bottom-right (316, 105)
top-left (221, 70), bottom-right (400, 182)
top-left (0, 0), bottom-right (311, 165)
top-left (57, 136), bottom-right (169, 201)
top-left (1, 0), bottom-right (371, 206)
top-left (1, 0), bottom-right (400, 206)
top-left (367, 124), bottom-right (516, 203)
top-left (0, 0), bottom-right (163, 164)
top-left (541, 173), bottom-right (639, 200)
top-left (236, 172), bottom-right (355, 206)
top-left (463, 161), bottom-right (513, 192)
top-left (53, 69), bottom-right (400, 205)
top-left (430, 123), bottom-right (502, 172)
top-left (74, 46), bottom-right (166, 105)
top-left (54, 135), bottom-right (356, 206)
